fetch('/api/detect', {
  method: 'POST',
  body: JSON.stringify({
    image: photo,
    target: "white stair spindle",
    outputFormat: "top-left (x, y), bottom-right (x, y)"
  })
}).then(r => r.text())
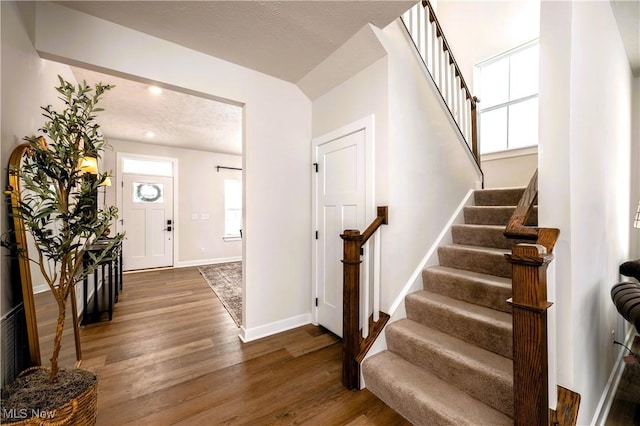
top-left (373, 230), bottom-right (381, 322)
top-left (417, 6), bottom-right (426, 59)
top-left (426, 11), bottom-right (435, 72)
top-left (362, 240), bottom-right (370, 339)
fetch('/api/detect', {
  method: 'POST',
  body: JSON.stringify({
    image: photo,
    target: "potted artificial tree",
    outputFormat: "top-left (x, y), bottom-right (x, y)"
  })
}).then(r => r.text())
top-left (1, 76), bottom-right (123, 424)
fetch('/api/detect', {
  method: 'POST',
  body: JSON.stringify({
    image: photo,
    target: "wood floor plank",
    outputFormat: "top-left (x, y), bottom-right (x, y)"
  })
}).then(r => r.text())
top-left (64, 267), bottom-right (407, 425)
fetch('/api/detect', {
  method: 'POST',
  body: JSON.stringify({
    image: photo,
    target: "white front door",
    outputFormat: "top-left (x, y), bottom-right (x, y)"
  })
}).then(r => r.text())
top-left (314, 129), bottom-right (366, 337)
top-left (122, 174), bottom-right (174, 271)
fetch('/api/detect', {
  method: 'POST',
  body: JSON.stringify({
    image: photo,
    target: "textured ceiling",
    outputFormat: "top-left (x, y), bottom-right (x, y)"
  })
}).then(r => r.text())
top-left (71, 67), bottom-right (243, 155)
top-left (57, 1), bottom-right (637, 155)
top-left (57, 1), bottom-right (415, 154)
top-left (56, 1), bottom-right (416, 83)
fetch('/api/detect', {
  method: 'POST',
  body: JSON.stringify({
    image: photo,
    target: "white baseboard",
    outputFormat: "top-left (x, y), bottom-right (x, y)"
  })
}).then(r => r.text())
top-left (239, 313), bottom-right (312, 343)
top-left (174, 256), bottom-right (242, 269)
top-left (33, 283), bottom-right (49, 294)
top-left (590, 327), bottom-right (637, 425)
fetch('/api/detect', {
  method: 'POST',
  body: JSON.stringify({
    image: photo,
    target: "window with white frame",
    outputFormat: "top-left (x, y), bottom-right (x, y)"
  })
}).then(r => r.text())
top-left (122, 157), bottom-right (173, 176)
top-left (476, 41), bottom-right (539, 154)
top-left (224, 179), bottom-right (242, 238)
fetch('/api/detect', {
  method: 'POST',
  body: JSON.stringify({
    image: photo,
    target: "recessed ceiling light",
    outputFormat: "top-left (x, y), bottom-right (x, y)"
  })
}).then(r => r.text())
top-left (145, 131), bottom-right (155, 138)
top-left (148, 86), bottom-right (163, 95)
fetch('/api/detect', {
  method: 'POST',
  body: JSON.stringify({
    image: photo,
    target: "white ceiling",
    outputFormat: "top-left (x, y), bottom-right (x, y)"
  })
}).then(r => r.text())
top-left (71, 67), bottom-right (244, 155)
top-left (57, 1), bottom-right (415, 83)
top-left (59, 1), bottom-right (415, 154)
top-left (59, 1), bottom-right (639, 155)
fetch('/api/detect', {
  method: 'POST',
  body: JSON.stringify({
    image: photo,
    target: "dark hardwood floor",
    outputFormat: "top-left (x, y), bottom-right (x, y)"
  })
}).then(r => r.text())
top-left (75, 267), bottom-right (409, 426)
top-left (606, 336), bottom-right (640, 425)
top-left (35, 267), bottom-right (640, 425)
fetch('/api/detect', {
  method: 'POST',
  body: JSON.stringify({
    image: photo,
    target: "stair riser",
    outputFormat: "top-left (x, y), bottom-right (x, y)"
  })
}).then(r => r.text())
top-left (474, 188), bottom-right (525, 206)
top-left (422, 269), bottom-right (512, 313)
top-left (451, 225), bottom-right (534, 250)
top-left (438, 247), bottom-right (512, 278)
top-left (386, 324), bottom-right (514, 417)
top-left (405, 295), bottom-right (513, 358)
top-left (464, 206), bottom-right (538, 226)
top-left (473, 188), bottom-right (525, 206)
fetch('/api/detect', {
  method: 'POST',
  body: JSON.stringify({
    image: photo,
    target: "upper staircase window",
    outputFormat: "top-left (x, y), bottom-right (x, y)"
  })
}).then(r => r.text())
top-left (475, 40), bottom-right (539, 155)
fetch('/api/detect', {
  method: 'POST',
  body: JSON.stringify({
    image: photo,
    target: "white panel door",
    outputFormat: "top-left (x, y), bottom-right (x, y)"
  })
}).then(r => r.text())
top-left (316, 130), bottom-right (366, 337)
top-left (122, 174), bottom-right (174, 271)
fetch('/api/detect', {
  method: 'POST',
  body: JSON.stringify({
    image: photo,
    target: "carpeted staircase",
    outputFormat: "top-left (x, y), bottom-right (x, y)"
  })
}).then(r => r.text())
top-left (363, 187), bottom-right (538, 426)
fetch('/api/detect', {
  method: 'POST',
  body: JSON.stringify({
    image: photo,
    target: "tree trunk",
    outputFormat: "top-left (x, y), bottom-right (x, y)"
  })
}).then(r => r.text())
top-left (49, 303), bottom-right (66, 382)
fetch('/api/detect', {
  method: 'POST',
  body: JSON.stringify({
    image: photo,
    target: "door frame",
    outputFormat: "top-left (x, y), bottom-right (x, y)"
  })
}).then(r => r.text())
top-left (311, 115), bottom-right (375, 328)
top-left (116, 152), bottom-right (179, 270)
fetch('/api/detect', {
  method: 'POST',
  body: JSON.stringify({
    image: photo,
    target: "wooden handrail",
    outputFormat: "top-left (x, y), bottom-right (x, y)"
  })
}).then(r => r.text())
top-left (505, 170), bottom-right (580, 424)
top-left (361, 206), bottom-right (389, 242)
top-left (504, 169), bottom-right (559, 252)
top-left (341, 206), bottom-right (389, 390)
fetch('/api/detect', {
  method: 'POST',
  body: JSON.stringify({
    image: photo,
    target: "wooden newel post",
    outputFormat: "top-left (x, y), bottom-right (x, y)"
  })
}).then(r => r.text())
top-left (506, 243), bottom-right (554, 425)
top-left (341, 229), bottom-right (363, 390)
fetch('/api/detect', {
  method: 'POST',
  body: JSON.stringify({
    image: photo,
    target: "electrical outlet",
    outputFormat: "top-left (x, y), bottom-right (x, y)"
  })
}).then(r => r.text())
top-left (200, 247), bottom-right (205, 253)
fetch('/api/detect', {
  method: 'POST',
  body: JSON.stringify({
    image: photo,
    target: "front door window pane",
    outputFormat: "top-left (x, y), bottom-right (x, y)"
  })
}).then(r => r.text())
top-left (123, 158), bottom-right (173, 177)
top-left (133, 182), bottom-right (164, 203)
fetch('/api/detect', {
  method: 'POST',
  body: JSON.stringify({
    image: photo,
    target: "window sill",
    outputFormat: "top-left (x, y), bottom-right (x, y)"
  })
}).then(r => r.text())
top-left (481, 145), bottom-right (538, 162)
top-left (223, 236), bottom-right (241, 242)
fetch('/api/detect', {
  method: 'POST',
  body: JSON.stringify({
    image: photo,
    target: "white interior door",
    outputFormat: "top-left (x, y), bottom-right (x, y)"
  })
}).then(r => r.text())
top-left (315, 129), bottom-right (366, 337)
top-left (122, 174), bottom-right (174, 271)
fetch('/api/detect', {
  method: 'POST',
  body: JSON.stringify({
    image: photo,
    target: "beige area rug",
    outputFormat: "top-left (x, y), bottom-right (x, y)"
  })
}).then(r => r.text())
top-left (197, 262), bottom-right (242, 327)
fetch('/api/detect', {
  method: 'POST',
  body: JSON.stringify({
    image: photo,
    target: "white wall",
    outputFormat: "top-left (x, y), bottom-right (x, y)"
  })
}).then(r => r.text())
top-left (103, 139), bottom-right (242, 267)
top-left (481, 150), bottom-right (538, 188)
top-left (312, 57), bottom-right (390, 204)
top-left (436, 0), bottom-right (540, 94)
top-left (376, 20), bottom-right (482, 313)
top-left (631, 77), bottom-right (640, 260)
top-left (437, 0), bottom-right (540, 188)
top-left (31, 2), bottom-right (312, 339)
top-left (539, 2), bottom-right (633, 423)
top-left (0, 2), bottom-right (78, 315)
top-left (311, 18), bottom-right (481, 336)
